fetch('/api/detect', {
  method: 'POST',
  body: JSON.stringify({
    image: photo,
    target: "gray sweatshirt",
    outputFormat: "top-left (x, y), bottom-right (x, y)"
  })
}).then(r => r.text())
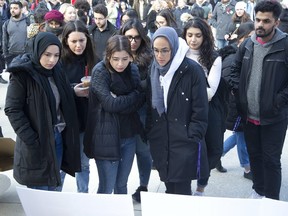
top-left (247, 29), bottom-right (286, 120)
top-left (2, 15), bottom-right (28, 56)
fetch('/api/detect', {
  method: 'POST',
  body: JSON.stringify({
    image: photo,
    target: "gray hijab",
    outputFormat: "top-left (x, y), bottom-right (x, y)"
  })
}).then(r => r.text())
top-left (150, 27), bottom-right (179, 115)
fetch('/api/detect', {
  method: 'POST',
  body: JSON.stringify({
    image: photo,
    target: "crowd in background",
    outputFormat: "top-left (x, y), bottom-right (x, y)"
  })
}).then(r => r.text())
top-left (1, 0), bottom-right (288, 202)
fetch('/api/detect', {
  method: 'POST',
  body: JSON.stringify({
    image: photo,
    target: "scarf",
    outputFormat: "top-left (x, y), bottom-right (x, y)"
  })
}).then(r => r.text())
top-left (110, 64), bottom-right (134, 96)
top-left (45, 25), bottom-right (64, 37)
top-left (151, 27), bottom-right (189, 115)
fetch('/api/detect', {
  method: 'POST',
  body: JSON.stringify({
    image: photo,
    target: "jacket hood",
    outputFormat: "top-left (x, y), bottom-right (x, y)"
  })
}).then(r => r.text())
top-left (10, 15), bottom-right (28, 23)
top-left (218, 44), bottom-right (237, 60)
top-left (251, 28), bottom-right (287, 47)
top-left (7, 54), bottom-right (34, 74)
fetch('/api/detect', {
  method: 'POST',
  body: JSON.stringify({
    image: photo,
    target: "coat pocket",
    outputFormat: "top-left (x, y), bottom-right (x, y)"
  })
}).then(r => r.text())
top-left (20, 141), bottom-right (42, 169)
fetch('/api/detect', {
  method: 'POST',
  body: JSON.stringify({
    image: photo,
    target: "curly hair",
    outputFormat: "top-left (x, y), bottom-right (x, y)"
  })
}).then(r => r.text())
top-left (182, 17), bottom-right (218, 71)
top-left (255, 0), bottom-right (282, 20)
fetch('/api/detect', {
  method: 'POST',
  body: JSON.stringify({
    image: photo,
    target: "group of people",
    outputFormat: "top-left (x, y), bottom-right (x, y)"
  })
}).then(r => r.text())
top-left (1, 0), bottom-right (288, 203)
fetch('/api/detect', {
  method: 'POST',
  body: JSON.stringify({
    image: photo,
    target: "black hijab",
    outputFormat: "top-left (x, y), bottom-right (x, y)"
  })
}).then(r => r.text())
top-left (31, 32), bottom-right (62, 125)
top-left (31, 32), bottom-right (62, 71)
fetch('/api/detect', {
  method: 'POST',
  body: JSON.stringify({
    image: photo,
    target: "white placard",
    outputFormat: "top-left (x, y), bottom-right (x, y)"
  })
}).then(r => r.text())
top-left (17, 186), bottom-right (134, 216)
top-left (141, 192), bottom-right (288, 216)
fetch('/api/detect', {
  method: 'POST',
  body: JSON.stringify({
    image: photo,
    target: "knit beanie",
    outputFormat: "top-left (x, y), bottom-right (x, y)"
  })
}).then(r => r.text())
top-left (44, 10), bottom-right (64, 24)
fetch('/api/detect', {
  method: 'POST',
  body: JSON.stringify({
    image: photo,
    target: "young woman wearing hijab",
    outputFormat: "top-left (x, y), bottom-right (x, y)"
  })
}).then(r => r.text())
top-left (119, 18), bottom-right (153, 202)
top-left (84, 35), bottom-right (145, 194)
top-left (147, 26), bottom-right (209, 195)
top-left (60, 20), bottom-right (97, 193)
top-left (5, 32), bottom-right (81, 191)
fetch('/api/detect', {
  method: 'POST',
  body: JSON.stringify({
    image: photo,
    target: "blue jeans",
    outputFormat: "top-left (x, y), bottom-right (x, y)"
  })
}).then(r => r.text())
top-left (75, 132), bottom-right (90, 193)
top-left (60, 133), bottom-right (90, 192)
top-left (223, 132), bottom-right (250, 168)
top-left (29, 128), bottom-right (63, 191)
top-left (96, 137), bottom-right (136, 194)
top-left (135, 135), bottom-right (152, 187)
top-left (135, 105), bottom-right (152, 187)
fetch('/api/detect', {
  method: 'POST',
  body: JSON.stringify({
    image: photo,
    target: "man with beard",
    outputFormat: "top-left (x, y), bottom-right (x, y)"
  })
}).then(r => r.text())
top-left (2, 1), bottom-right (29, 67)
top-left (89, 3), bottom-right (117, 60)
top-left (230, 0), bottom-right (288, 200)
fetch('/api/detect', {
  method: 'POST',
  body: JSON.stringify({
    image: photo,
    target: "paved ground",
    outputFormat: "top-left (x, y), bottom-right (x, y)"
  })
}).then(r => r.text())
top-left (0, 71), bottom-right (287, 216)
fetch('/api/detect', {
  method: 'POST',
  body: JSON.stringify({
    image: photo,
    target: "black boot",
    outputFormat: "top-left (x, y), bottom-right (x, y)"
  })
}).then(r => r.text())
top-left (132, 186), bottom-right (148, 203)
top-left (216, 160), bottom-right (227, 173)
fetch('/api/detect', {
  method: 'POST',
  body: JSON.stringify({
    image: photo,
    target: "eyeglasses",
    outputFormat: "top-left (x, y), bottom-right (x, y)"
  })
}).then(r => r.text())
top-left (153, 48), bottom-right (171, 56)
top-left (126, 35), bottom-right (141, 42)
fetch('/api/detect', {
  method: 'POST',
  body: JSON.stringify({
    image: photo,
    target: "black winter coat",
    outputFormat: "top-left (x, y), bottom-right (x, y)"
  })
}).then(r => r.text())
top-left (84, 61), bottom-right (145, 160)
top-left (219, 44), bottom-right (243, 131)
top-left (230, 33), bottom-right (288, 125)
top-left (5, 54), bottom-right (81, 187)
top-left (147, 57), bottom-right (209, 182)
top-left (61, 55), bottom-right (89, 132)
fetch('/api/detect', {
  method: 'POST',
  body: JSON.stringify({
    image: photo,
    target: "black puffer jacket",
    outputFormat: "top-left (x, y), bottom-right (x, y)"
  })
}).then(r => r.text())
top-left (5, 54), bottom-right (81, 187)
top-left (219, 44), bottom-right (243, 131)
top-left (84, 61), bottom-right (145, 160)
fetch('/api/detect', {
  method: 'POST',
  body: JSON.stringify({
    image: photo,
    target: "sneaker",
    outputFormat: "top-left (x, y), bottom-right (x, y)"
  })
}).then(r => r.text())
top-left (249, 189), bottom-right (264, 199)
top-left (244, 171), bottom-right (253, 180)
top-left (215, 160), bottom-right (227, 173)
top-left (132, 186), bottom-right (148, 203)
top-left (0, 174), bottom-right (11, 196)
top-left (193, 191), bottom-right (205, 196)
top-left (0, 75), bottom-right (8, 84)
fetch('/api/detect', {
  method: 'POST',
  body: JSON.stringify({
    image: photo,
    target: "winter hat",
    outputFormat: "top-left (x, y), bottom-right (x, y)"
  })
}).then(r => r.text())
top-left (235, 1), bottom-right (247, 11)
top-left (44, 10), bottom-right (64, 24)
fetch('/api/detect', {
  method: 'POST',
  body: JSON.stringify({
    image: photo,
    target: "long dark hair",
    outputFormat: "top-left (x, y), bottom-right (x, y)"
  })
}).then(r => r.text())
top-left (182, 17), bottom-right (217, 71)
top-left (61, 20), bottom-right (96, 74)
top-left (156, 9), bottom-right (178, 29)
top-left (119, 18), bottom-right (152, 78)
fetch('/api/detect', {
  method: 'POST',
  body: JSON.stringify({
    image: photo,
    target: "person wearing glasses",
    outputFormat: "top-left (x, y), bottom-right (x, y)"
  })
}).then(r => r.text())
top-left (119, 18), bottom-right (153, 202)
top-left (183, 17), bottom-right (226, 196)
top-left (146, 26), bottom-right (209, 195)
top-left (89, 3), bottom-right (117, 60)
